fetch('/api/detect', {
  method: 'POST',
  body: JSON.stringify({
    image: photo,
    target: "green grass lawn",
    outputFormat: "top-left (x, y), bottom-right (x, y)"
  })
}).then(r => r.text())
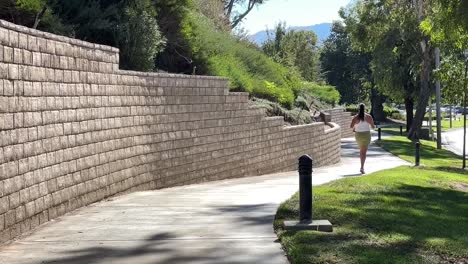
top-left (376, 136), bottom-right (462, 168)
top-left (386, 117), bottom-right (466, 132)
top-left (275, 136), bottom-right (468, 263)
top-left (275, 167), bottom-right (468, 263)
top-left (441, 117), bottom-right (467, 131)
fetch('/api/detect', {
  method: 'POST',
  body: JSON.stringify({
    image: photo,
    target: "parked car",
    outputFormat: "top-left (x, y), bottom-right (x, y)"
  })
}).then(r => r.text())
top-left (455, 107), bottom-right (467, 114)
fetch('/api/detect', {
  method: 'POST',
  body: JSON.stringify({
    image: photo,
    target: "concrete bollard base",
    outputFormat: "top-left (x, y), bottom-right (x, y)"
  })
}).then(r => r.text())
top-left (284, 220), bottom-right (333, 232)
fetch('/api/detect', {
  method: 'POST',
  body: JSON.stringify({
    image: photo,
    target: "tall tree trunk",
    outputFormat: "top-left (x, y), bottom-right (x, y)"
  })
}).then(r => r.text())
top-left (404, 96), bottom-right (414, 132)
top-left (33, 6), bottom-right (47, 29)
top-left (408, 38), bottom-right (432, 140)
top-left (370, 88), bottom-right (385, 122)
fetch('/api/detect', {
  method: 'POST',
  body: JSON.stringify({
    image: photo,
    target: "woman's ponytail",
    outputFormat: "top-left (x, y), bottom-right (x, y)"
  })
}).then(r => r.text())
top-left (358, 103), bottom-right (365, 121)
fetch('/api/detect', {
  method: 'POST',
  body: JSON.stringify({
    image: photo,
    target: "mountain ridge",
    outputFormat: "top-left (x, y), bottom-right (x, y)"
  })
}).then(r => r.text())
top-left (249, 22), bottom-right (332, 46)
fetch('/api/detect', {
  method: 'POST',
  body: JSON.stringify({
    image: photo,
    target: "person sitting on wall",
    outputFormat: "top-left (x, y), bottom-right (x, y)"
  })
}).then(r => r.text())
top-left (311, 110), bottom-right (327, 124)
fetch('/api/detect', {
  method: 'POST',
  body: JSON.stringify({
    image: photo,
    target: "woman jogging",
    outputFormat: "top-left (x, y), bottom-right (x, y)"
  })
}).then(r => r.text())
top-left (350, 104), bottom-right (375, 174)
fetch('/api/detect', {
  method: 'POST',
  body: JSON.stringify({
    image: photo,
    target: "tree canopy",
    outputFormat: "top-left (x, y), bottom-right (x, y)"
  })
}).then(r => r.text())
top-left (342, 0), bottom-right (436, 137)
top-left (262, 22), bottom-right (321, 82)
top-left (320, 21), bottom-right (372, 105)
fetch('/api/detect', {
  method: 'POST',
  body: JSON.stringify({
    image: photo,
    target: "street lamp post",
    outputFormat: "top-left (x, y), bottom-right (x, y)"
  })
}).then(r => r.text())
top-left (435, 48), bottom-right (442, 149)
top-left (450, 105), bottom-right (452, 128)
top-left (429, 98), bottom-right (433, 141)
top-left (462, 51), bottom-right (468, 168)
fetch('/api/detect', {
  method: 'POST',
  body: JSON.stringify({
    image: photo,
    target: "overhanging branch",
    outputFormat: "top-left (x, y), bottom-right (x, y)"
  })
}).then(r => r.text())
top-left (225, 0), bottom-right (265, 29)
top-left (230, 0), bottom-right (259, 28)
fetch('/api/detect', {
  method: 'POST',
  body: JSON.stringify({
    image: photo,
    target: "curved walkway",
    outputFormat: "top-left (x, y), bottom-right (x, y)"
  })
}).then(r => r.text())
top-left (0, 136), bottom-right (407, 264)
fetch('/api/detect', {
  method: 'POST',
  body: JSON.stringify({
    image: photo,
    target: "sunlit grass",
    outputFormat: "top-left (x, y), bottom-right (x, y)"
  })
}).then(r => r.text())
top-left (381, 116), bottom-right (467, 134)
top-left (275, 135), bottom-right (468, 263)
top-left (275, 167), bottom-right (468, 263)
top-left (441, 118), bottom-right (466, 131)
top-left (376, 135), bottom-right (462, 168)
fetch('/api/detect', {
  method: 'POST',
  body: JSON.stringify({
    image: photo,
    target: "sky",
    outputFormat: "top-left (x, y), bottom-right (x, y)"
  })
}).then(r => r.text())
top-left (240, 0), bottom-right (351, 34)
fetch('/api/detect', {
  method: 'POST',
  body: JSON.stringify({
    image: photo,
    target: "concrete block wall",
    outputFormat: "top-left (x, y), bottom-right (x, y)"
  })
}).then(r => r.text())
top-left (0, 20), bottom-right (342, 243)
top-left (326, 108), bottom-right (354, 138)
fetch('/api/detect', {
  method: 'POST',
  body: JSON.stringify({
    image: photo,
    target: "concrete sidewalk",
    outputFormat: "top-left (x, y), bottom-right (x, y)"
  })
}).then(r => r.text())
top-left (0, 137), bottom-right (408, 264)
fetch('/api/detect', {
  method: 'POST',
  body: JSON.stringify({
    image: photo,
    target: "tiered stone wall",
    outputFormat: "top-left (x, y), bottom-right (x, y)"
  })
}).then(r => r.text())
top-left (0, 20), bottom-right (341, 243)
top-left (326, 108), bottom-right (354, 138)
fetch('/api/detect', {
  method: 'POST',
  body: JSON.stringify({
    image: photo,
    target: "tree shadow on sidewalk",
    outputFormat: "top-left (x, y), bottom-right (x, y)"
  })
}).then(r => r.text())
top-left (41, 204), bottom-right (285, 264)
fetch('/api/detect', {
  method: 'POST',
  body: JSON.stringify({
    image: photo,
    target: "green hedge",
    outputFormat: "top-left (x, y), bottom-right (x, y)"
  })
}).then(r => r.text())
top-left (345, 105), bottom-right (403, 120)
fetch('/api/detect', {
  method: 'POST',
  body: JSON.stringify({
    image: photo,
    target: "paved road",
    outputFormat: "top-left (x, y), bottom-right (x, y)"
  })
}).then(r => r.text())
top-left (0, 136), bottom-right (407, 264)
top-left (442, 128), bottom-right (466, 156)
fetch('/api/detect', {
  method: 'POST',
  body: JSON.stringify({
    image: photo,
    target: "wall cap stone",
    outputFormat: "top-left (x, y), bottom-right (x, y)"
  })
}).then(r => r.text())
top-left (118, 69), bottom-right (227, 80)
top-left (0, 19), bottom-right (119, 53)
top-left (0, 19), bottom-right (229, 81)
top-left (325, 122), bottom-right (340, 132)
top-left (283, 122), bottom-right (325, 130)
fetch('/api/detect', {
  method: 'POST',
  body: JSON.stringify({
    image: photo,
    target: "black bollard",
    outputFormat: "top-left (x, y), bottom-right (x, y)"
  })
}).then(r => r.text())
top-left (284, 155), bottom-right (332, 232)
top-left (298, 155), bottom-right (313, 222)
top-left (400, 125), bottom-right (403, 136)
top-left (378, 127), bottom-right (381, 141)
top-left (415, 141), bottom-right (420, 166)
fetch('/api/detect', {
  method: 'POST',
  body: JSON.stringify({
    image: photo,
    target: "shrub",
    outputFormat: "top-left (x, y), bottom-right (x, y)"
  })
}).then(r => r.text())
top-left (346, 104), bottom-right (404, 120)
top-left (301, 82), bottom-right (340, 106)
top-left (345, 105), bottom-right (359, 114)
top-left (251, 81), bottom-right (295, 109)
top-left (383, 105), bottom-right (400, 118)
top-left (250, 98), bottom-right (312, 125)
top-left (390, 112), bottom-right (406, 121)
top-left (208, 54), bottom-right (254, 92)
top-left (181, 8), bottom-right (302, 108)
top-left (294, 93), bottom-right (331, 112)
top-left (294, 95), bottom-right (310, 110)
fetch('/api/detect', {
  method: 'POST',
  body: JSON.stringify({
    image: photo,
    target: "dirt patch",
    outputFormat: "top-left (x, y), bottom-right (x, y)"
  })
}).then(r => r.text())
top-left (451, 182), bottom-right (468, 192)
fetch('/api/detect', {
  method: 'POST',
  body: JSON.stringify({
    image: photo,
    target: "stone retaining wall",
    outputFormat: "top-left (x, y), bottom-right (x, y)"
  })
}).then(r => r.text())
top-left (0, 20), bottom-right (341, 243)
top-left (326, 108), bottom-right (354, 138)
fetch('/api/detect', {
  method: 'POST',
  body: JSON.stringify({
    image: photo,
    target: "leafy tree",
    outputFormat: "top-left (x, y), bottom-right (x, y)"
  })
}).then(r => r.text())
top-left (343, 0), bottom-right (432, 137)
top-left (438, 54), bottom-right (467, 107)
top-left (154, 0), bottom-right (194, 73)
top-left (263, 23), bottom-right (321, 82)
top-left (405, 0), bottom-right (434, 139)
top-left (422, 0), bottom-right (468, 111)
top-left (223, 0), bottom-right (266, 29)
top-left (16, 0), bottom-right (47, 28)
top-left (421, 0), bottom-right (468, 50)
top-left (47, 0), bottom-right (164, 71)
top-left (48, 0), bottom-right (120, 43)
top-left (116, 0), bottom-right (165, 71)
top-left (368, 24), bottom-right (421, 130)
top-left (0, 0), bottom-right (60, 30)
top-left (320, 21), bottom-right (372, 105)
